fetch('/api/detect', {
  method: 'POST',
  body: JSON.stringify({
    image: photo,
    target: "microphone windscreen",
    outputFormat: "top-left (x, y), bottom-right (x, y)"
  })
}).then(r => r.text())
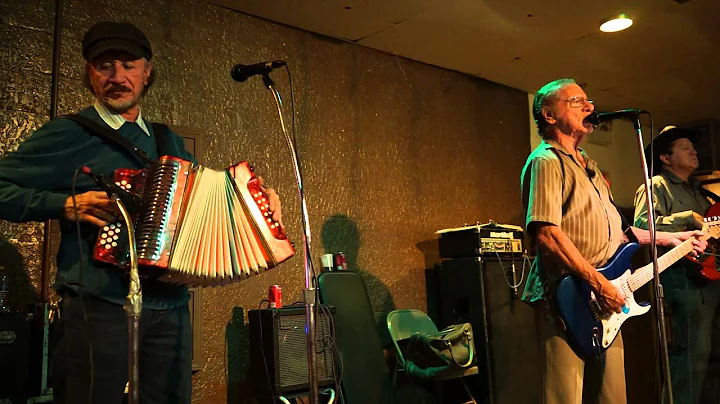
top-left (587, 111), bottom-right (601, 126)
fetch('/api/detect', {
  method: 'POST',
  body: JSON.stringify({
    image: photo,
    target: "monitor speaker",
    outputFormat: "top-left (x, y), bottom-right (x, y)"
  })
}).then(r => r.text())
top-left (249, 307), bottom-right (335, 396)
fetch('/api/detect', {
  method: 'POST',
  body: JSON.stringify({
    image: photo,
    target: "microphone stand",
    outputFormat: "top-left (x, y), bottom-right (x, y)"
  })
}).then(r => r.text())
top-left (632, 115), bottom-right (673, 403)
top-left (114, 196), bottom-right (142, 404)
top-left (260, 72), bottom-right (319, 404)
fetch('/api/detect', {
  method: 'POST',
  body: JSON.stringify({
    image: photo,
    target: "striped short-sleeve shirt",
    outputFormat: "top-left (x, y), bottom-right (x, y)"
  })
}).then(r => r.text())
top-left (521, 139), bottom-right (625, 303)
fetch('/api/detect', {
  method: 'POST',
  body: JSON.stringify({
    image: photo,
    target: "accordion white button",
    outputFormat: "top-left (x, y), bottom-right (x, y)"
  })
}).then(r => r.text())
top-left (103, 226), bottom-right (110, 231)
top-left (113, 235), bottom-right (119, 241)
top-left (105, 244), bottom-right (111, 249)
top-left (126, 184), bottom-right (132, 189)
top-left (108, 230), bottom-right (115, 236)
top-left (111, 242), bottom-right (117, 247)
top-left (110, 224), bottom-right (116, 229)
top-left (100, 239), bottom-right (106, 245)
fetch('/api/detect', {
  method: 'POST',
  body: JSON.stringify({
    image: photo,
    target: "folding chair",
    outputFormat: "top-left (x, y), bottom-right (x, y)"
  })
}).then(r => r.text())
top-left (386, 309), bottom-right (477, 404)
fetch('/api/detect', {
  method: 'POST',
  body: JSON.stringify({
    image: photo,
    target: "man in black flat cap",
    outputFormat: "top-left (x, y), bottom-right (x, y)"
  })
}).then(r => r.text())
top-left (0, 21), bottom-right (281, 403)
top-left (634, 126), bottom-right (720, 404)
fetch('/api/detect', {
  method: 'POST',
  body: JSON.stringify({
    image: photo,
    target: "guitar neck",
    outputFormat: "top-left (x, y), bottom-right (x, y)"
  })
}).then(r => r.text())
top-left (628, 237), bottom-right (697, 292)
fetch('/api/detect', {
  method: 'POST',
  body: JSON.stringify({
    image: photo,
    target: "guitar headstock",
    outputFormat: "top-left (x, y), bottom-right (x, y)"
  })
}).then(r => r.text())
top-left (703, 216), bottom-right (720, 240)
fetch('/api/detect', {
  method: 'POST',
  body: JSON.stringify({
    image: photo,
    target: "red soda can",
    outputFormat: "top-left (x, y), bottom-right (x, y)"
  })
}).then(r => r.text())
top-left (333, 252), bottom-right (347, 271)
top-left (269, 285), bottom-right (282, 308)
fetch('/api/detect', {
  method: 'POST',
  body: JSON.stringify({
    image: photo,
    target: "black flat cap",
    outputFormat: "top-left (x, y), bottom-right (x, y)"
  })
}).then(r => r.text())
top-left (645, 125), bottom-right (702, 175)
top-left (82, 21), bottom-right (152, 61)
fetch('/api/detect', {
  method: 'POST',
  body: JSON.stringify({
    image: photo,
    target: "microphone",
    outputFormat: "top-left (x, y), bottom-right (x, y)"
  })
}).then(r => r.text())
top-left (587, 109), bottom-right (648, 125)
top-left (230, 60), bottom-right (286, 82)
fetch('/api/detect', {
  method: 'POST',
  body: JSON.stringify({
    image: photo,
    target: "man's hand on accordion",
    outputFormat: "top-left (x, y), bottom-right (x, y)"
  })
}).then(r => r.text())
top-left (258, 176), bottom-right (284, 230)
top-left (63, 191), bottom-right (120, 227)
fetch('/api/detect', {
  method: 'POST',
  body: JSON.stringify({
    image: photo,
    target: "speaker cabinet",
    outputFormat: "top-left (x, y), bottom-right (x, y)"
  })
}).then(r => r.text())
top-left (249, 307), bottom-right (335, 396)
top-left (682, 119), bottom-right (719, 173)
top-left (0, 312), bottom-right (30, 401)
top-left (435, 257), bottom-right (542, 404)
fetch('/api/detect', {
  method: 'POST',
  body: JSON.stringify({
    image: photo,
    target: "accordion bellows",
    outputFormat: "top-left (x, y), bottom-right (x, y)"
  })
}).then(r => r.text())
top-left (93, 156), bottom-right (295, 286)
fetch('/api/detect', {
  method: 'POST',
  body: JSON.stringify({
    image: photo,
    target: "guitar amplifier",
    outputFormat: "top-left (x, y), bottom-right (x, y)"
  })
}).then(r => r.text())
top-left (438, 222), bottom-right (524, 259)
top-left (249, 306), bottom-right (336, 397)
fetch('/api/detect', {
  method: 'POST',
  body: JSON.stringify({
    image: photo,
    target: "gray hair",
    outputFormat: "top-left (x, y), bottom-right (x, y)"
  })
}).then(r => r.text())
top-left (532, 78), bottom-right (576, 136)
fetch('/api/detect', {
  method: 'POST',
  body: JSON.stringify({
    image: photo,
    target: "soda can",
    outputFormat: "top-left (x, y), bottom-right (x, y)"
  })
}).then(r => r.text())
top-left (333, 252), bottom-right (347, 271)
top-left (269, 285), bottom-right (282, 308)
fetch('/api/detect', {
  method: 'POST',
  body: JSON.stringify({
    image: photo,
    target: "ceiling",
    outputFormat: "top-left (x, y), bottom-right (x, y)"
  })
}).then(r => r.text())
top-left (209, 0), bottom-right (720, 128)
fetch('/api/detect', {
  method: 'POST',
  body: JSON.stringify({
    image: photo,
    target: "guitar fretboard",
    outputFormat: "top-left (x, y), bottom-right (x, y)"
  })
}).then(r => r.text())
top-left (628, 237), bottom-right (700, 292)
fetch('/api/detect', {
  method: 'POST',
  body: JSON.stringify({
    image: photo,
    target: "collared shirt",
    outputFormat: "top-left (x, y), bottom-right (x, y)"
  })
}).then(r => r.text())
top-left (93, 99), bottom-right (151, 136)
top-left (521, 138), bottom-right (625, 303)
top-left (633, 170), bottom-right (711, 232)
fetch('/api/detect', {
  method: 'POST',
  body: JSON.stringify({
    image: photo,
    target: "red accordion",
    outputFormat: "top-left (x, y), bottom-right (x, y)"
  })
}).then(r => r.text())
top-left (93, 156), bottom-right (295, 286)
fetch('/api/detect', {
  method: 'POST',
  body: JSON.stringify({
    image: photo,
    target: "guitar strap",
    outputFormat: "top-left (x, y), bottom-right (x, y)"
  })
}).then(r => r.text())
top-left (699, 186), bottom-right (720, 204)
top-left (60, 114), bottom-right (170, 166)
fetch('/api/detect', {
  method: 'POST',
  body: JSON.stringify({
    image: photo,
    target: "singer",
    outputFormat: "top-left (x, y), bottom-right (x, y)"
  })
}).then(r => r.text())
top-left (521, 78), bottom-right (707, 404)
top-left (0, 21), bottom-right (283, 403)
top-left (633, 126), bottom-right (720, 404)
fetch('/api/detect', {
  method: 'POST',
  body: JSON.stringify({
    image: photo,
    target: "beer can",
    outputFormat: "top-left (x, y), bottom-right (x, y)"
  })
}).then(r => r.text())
top-left (269, 285), bottom-right (282, 308)
top-left (333, 252), bottom-right (347, 271)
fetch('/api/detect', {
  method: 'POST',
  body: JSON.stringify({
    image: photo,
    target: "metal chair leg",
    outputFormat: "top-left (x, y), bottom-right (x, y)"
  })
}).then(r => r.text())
top-left (460, 379), bottom-right (477, 404)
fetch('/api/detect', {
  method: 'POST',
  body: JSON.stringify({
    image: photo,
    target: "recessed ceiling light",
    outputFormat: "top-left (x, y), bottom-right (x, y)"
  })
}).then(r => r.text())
top-left (600, 14), bottom-right (633, 33)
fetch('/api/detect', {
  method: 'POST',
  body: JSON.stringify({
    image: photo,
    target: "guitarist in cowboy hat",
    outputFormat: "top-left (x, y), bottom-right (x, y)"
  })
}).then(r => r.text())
top-left (634, 125), bottom-right (720, 404)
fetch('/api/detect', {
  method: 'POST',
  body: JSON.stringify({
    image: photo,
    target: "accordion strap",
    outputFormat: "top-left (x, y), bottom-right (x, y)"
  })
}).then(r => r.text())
top-left (60, 114), bottom-right (166, 167)
top-left (150, 123), bottom-right (170, 157)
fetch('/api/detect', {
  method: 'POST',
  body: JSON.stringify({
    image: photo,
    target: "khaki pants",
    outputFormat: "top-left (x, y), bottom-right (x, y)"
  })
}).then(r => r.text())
top-left (538, 309), bottom-right (627, 404)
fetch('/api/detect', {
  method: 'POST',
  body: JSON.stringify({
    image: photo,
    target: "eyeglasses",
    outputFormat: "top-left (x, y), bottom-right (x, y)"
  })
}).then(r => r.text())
top-left (564, 96), bottom-right (594, 108)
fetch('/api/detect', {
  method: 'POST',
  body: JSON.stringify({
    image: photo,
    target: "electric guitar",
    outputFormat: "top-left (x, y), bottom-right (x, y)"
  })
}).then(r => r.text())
top-left (556, 217), bottom-right (720, 358)
top-left (687, 203), bottom-right (720, 282)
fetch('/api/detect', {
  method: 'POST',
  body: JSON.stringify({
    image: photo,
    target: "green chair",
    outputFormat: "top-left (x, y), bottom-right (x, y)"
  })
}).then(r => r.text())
top-left (386, 309), bottom-right (477, 403)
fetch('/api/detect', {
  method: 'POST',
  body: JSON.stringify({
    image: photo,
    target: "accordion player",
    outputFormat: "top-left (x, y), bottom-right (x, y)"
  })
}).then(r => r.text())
top-left (93, 155), bottom-right (295, 286)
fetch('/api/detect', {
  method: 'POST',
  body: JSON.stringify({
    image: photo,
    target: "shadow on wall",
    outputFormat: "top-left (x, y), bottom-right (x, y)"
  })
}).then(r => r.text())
top-left (0, 237), bottom-right (36, 310)
top-left (225, 306), bottom-right (252, 404)
top-left (320, 214), bottom-right (396, 348)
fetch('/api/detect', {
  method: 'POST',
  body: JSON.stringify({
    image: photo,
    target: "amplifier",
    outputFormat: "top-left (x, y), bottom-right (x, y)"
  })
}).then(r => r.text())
top-left (438, 222), bottom-right (523, 259)
top-left (249, 306), bottom-right (336, 396)
top-left (0, 312), bottom-right (30, 401)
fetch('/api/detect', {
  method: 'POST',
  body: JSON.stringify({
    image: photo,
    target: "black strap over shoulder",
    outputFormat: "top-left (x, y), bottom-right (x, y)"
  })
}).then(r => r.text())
top-left (60, 114), bottom-right (161, 166)
top-left (699, 186), bottom-right (720, 204)
top-left (150, 122), bottom-right (170, 157)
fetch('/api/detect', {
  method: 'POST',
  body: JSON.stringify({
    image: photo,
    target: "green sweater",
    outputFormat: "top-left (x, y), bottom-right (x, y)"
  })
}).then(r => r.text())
top-left (0, 107), bottom-right (195, 309)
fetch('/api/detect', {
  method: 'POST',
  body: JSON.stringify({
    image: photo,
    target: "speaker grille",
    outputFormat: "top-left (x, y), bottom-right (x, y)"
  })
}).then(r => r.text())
top-left (275, 312), bottom-right (334, 390)
top-left (249, 307), bottom-right (336, 395)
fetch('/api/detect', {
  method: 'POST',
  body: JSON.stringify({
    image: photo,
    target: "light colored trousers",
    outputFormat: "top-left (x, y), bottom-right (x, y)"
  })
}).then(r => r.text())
top-left (537, 309), bottom-right (627, 404)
